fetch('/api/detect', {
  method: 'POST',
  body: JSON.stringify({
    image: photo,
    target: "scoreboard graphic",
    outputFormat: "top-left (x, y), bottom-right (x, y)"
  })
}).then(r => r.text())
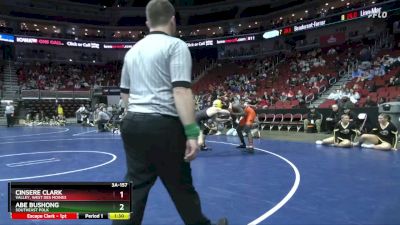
top-left (8, 182), bottom-right (132, 220)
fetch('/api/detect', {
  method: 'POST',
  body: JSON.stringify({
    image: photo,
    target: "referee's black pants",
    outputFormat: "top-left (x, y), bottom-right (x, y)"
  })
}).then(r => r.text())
top-left (113, 112), bottom-right (210, 225)
top-left (6, 113), bottom-right (13, 127)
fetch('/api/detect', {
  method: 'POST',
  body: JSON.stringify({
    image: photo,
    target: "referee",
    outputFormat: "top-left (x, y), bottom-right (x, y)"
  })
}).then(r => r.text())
top-left (5, 102), bottom-right (14, 127)
top-left (115, 1), bottom-right (227, 225)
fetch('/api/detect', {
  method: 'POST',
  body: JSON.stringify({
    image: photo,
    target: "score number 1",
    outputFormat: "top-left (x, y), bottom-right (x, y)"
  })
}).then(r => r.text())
top-left (119, 191), bottom-right (126, 211)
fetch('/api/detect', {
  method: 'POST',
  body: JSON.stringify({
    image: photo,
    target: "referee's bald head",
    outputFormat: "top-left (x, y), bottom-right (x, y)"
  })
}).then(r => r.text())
top-left (146, 0), bottom-right (175, 28)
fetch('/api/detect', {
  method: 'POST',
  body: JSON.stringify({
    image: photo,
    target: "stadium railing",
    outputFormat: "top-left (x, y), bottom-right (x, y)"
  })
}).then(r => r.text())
top-left (21, 89), bottom-right (91, 100)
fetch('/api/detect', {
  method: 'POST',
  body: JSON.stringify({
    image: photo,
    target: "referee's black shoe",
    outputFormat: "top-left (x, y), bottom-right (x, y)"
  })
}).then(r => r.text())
top-left (213, 218), bottom-right (228, 225)
top-left (236, 144), bottom-right (246, 149)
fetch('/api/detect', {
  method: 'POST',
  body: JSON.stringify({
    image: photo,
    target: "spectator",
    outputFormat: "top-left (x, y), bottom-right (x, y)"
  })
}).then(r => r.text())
top-left (317, 73), bottom-right (325, 82)
top-left (309, 75), bottom-right (318, 84)
top-left (372, 64), bottom-right (385, 77)
top-left (74, 82), bottom-right (81, 89)
top-left (290, 61), bottom-right (297, 72)
top-left (349, 89), bottom-right (360, 104)
top-left (258, 96), bottom-right (269, 109)
top-left (304, 107), bottom-right (322, 133)
top-left (352, 68), bottom-right (363, 80)
top-left (341, 88), bottom-right (350, 98)
top-left (298, 73), bottom-right (307, 83)
top-left (326, 104), bottom-right (341, 134)
top-left (389, 76), bottom-right (400, 86)
top-left (295, 90), bottom-right (305, 105)
top-left (327, 47), bottom-right (337, 55)
top-left (287, 89), bottom-right (294, 100)
top-left (262, 91), bottom-right (268, 101)
top-left (312, 82), bottom-right (320, 90)
top-left (318, 56), bottom-right (326, 67)
top-left (280, 92), bottom-right (288, 101)
top-left (289, 76), bottom-right (298, 86)
top-left (360, 70), bottom-right (374, 81)
top-left (271, 88), bottom-right (278, 98)
top-left (338, 96), bottom-right (354, 109)
top-left (328, 89), bottom-right (342, 100)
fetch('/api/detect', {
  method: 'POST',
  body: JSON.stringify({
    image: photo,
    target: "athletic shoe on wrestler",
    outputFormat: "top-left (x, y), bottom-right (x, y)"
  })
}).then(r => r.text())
top-left (361, 143), bottom-right (375, 148)
top-left (246, 146), bottom-right (255, 153)
top-left (315, 140), bottom-right (323, 145)
top-left (201, 145), bottom-right (212, 151)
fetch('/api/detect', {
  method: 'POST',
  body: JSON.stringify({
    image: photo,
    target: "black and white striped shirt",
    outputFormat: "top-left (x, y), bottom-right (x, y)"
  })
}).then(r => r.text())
top-left (5, 105), bottom-right (14, 115)
top-left (120, 31), bottom-right (192, 117)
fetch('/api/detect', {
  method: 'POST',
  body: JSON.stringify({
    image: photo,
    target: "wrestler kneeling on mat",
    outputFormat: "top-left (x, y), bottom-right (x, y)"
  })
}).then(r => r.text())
top-left (358, 114), bottom-right (398, 151)
top-left (230, 102), bottom-right (257, 153)
top-left (316, 114), bottom-right (360, 148)
top-left (196, 99), bottom-right (231, 150)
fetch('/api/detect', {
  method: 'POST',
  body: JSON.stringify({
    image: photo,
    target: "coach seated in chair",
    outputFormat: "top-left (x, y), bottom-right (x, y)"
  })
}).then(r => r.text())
top-left (304, 106), bottom-right (322, 133)
top-left (326, 104), bottom-right (341, 134)
top-left (96, 106), bottom-right (110, 132)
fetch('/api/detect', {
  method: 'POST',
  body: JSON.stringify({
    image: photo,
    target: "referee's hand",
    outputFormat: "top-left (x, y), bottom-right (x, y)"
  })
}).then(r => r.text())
top-left (184, 139), bottom-right (199, 162)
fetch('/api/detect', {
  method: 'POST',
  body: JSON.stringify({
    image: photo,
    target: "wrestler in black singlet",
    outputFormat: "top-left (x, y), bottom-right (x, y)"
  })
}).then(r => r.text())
top-left (196, 108), bottom-right (210, 127)
top-left (371, 122), bottom-right (398, 148)
top-left (333, 122), bottom-right (358, 143)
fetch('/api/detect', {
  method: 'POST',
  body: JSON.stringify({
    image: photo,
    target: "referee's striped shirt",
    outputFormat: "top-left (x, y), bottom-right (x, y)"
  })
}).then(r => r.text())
top-left (120, 31), bottom-right (192, 117)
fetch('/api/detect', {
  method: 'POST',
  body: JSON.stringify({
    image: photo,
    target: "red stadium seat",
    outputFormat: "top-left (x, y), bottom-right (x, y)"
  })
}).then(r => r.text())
top-left (291, 100), bottom-right (300, 108)
top-left (258, 113), bottom-right (267, 124)
top-left (358, 89), bottom-right (369, 97)
top-left (375, 79), bottom-right (386, 87)
top-left (280, 113), bottom-right (293, 131)
top-left (260, 113), bottom-right (275, 131)
top-left (288, 114), bottom-right (303, 132)
top-left (271, 114), bottom-right (283, 130)
top-left (369, 92), bottom-right (378, 99)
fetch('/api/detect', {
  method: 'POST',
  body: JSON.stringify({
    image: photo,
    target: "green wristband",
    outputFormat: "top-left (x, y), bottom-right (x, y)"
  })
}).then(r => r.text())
top-left (184, 123), bottom-right (200, 140)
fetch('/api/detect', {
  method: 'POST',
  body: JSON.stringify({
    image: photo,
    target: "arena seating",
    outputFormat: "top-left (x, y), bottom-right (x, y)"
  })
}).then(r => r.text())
top-left (17, 62), bottom-right (121, 90)
top-left (319, 50), bottom-right (400, 108)
top-left (193, 47), bottom-right (341, 109)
